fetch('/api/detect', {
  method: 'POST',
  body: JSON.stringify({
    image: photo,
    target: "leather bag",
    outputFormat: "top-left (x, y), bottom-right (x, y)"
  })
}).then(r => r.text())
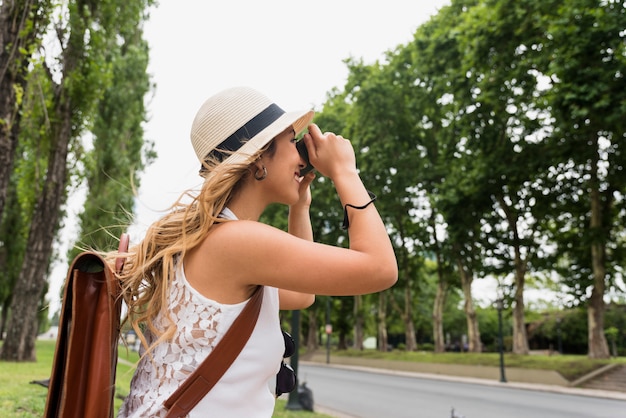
top-left (45, 235), bottom-right (290, 418)
top-left (44, 235), bottom-right (129, 418)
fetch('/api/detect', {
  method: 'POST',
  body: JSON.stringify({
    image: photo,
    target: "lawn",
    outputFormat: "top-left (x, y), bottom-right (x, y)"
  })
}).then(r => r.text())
top-left (3, 340), bottom-right (624, 417)
top-left (0, 340), bottom-right (331, 418)
top-left (330, 348), bottom-right (626, 381)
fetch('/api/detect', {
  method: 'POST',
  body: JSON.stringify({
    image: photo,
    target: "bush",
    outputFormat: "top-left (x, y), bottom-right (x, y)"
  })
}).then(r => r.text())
top-left (418, 343), bottom-right (435, 352)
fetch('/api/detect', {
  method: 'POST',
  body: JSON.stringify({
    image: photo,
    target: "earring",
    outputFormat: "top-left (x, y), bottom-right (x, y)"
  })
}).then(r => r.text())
top-left (254, 166), bottom-right (267, 181)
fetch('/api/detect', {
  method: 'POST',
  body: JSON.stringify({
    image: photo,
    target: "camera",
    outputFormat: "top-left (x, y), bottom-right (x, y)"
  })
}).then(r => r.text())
top-left (296, 140), bottom-right (314, 176)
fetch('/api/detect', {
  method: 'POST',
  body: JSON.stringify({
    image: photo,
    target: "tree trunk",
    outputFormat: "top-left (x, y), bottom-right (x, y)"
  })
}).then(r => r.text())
top-left (511, 244), bottom-right (529, 354)
top-left (511, 281), bottom-right (529, 355)
top-left (403, 281), bottom-right (416, 351)
top-left (377, 291), bottom-right (388, 352)
top-left (0, 0), bottom-right (32, 221)
top-left (433, 279), bottom-right (447, 353)
top-left (431, 210), bottom-right (446, 353)
top-left (306, 307), bottom-right (318, 351)
top-left (0, 0), bottom-right (19, 219)
top-left (337, 331), bottom-right (348, 350)
top-left (587, 162), bottom-right (610, 359)
top-left (0, 296), bottom-right (10, 339)
top-left (0, 96), bottom-right (71, 360)
top-left (456, 257), bottom-right (481, 352)
top-left (353, 295), bottom-right (364, 350)
top-left (588, 283), bottom-right (609, 359)
top-left (497, 195), bottom-right (529, 354)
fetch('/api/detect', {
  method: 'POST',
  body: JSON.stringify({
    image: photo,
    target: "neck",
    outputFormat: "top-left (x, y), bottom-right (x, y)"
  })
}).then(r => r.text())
top-left (226, 178), bottom-right (269, 221)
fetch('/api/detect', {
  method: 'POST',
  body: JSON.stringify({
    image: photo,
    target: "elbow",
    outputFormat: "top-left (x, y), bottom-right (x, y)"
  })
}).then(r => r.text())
top-left (372, 261), bottom-right (398, 292)
top-left (301, 294), bottom-right (316, 309)
top-left (289, 293), bottom-right (316, 310)
top-left (384, 263), bottom-right (399, 288)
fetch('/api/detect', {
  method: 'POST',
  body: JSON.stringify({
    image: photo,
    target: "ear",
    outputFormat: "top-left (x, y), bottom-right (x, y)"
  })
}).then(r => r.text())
top-left (253, 158), bottom-right (264, 172)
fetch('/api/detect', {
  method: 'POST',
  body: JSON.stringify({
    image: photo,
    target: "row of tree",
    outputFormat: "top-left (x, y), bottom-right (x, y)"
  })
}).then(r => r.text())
top-left (1, 0), bottom-right (624, 362)
top-left (273, 0), bottom-right (625, 359)
top-left (0, 0), bottom-right (155, 361)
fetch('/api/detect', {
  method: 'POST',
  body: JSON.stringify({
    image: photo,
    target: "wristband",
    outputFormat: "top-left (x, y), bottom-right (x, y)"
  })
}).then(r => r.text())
top-left (341, 191), bottom-right (377, 230)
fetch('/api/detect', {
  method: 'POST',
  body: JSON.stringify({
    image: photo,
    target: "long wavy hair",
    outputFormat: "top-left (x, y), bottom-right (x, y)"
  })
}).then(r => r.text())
top-left (114, 141), bottom-right (275, 356)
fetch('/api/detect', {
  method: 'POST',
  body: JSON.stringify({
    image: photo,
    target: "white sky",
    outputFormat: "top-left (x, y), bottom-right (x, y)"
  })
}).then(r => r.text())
top-left (47, 0), bottom-right (457, 315)
top-left (133, 0), bottom-right (452, 235)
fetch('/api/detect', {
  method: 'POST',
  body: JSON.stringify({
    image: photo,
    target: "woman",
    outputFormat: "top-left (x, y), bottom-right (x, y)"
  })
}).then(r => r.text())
top-left (117, 86), bottom-right (397, 417)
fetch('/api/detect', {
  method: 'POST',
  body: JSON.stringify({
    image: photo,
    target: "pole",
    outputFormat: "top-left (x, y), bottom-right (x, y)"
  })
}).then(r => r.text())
top-left (286, 310), bottom-right (303, 410)
top-left (497, 299), bottom-right (507, 383)
top-left (556, 317), bottom-right (563, 354)
top-left (325, 297), bottom-right (331, 364)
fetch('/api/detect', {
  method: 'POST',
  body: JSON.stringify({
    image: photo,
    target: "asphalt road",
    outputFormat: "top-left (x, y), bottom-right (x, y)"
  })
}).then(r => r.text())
top-left (297, 363), bottom-right (626, 418)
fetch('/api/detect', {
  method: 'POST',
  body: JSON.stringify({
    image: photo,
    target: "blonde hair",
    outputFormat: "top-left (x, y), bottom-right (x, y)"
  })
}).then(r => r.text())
top-left (115, 147), bottom-right (268, 357)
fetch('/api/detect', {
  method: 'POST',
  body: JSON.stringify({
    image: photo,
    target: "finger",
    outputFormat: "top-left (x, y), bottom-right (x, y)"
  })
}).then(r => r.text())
top-left (300, 172), bottom-right (316, 187)
top-left (307, 123), bottom-right (322, 139)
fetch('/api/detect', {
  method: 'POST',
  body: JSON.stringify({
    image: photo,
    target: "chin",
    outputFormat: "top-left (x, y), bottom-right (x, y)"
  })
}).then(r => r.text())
top-left (283, 193), bottom-right (300, 207)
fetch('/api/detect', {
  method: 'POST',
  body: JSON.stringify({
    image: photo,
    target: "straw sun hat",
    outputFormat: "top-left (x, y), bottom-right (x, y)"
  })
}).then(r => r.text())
top-left (190, 87), bottom-right (315, 171)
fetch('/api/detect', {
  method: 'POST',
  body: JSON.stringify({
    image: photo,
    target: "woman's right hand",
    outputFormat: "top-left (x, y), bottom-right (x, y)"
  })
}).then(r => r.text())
top-left (301, 123), bottom-right (357, 180)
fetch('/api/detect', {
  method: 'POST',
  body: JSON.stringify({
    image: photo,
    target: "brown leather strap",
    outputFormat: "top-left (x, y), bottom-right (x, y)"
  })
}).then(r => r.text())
top-left (116, 233), bottom-right (130, 273)
top-left (163, 286), bottom-right (264, 418)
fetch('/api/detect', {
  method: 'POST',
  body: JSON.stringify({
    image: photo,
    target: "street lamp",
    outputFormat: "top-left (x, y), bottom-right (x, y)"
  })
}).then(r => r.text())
top-left (325, 296), bottom-right (332, 364)
top-left (496, 298), bottom-right (507, 383)
top-left (556, 317), bottom-right (563, 354)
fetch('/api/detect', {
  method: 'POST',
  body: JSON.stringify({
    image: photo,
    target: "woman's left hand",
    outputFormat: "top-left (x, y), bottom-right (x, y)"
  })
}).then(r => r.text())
top-left (294, 171), bottom-right (315, 208)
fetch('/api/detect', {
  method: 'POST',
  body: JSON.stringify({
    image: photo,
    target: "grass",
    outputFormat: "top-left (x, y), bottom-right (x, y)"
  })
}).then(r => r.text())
top-left (3, 341), bottom-right (624, 417)
top-left (0, 340), bottom-right (331, 418)
top-left (330, 348), bottom-right (626, 381)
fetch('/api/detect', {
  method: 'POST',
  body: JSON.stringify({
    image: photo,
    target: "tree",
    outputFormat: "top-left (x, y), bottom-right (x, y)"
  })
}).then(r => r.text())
top-left (0, 58), bottom-right (54, 341)
top-left (445, 0), bottom-right (556, 355)
top-left (69, 7), bottom-right (154, 259)
top-left (1, 0), bottom-right (154, 361)
top-left (339, 58), bottom-right (431, 351)
top-left (532, 0), bottom-right (626, 358)
top-left (390, 0), bottom-right (488, 353)
top-left (0, 0), bottom-right (52, 220)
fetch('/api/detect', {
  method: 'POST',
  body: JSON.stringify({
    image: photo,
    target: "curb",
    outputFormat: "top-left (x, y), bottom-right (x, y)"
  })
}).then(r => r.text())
top-left (570, 362), bottom-right (622, 388)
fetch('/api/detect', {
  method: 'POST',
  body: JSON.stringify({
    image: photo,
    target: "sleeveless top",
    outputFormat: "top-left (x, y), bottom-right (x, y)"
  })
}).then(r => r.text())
top-left (118, 209), bottom-right (283, 417)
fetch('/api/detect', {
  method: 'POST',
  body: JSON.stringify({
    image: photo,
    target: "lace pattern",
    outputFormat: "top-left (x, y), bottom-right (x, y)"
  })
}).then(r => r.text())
top-left (118, 264), bottom-right (246, 417)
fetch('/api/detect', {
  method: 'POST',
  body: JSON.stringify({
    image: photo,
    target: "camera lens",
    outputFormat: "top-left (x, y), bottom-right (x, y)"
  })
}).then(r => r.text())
top-left (296, 140), bottom-right (314, 176)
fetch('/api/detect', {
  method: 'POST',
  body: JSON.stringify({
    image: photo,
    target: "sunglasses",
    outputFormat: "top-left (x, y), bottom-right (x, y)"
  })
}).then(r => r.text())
top-left (276, 330), bottom-right (297, 396)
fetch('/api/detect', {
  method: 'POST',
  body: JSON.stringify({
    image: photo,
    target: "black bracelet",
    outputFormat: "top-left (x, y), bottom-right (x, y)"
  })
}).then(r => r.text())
top-left (341, 191), bottom-right (377, 230)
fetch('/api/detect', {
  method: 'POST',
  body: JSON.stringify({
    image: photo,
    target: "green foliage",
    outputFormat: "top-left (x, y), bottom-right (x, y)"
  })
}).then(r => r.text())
top-left (0, 0), bottom-right (156, 362)
top-left (525, 304), bottom-right (626, 355)
top-left (69, 4), bottom-right (155, 257)
top-left (311, 0), bottom-right (626, 357)
top-left (3, 0), bottom-right (625, 364)
top-left (530, 0), bottom-right (626, 300)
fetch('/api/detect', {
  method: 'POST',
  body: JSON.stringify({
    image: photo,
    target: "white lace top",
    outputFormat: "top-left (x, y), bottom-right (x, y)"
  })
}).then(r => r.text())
top-left (118, 210), bottom-right (283, 417)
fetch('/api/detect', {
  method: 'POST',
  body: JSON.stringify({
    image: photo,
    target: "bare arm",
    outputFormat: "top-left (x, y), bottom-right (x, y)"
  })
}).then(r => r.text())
top-left (281, 172), bottom-right (316, 309)
top-left (214, 124), bottom-right (397, 296)
top-left (185, 124), bottom-right (397, 304)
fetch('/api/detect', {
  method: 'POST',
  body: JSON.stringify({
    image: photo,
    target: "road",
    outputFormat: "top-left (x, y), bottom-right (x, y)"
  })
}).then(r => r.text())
top-left (296, 363), bottom-right (626, 418)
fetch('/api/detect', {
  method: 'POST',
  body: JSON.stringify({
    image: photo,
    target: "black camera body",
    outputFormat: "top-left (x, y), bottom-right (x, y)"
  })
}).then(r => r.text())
top-left (296, 140), bottom-right (315, 176)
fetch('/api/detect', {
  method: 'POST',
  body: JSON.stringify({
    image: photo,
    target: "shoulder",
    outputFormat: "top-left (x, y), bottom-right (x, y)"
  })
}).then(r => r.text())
top-left (183, 220), bottom-right (293, 302)
top-left (209, 219), bottom-right (288, 247)
top-left (200, 220), bottom-right (299, 272)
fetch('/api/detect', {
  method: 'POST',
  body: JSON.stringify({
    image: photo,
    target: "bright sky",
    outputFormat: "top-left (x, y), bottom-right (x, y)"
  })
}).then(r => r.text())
top-left (47, 0), bottom-right (461, 315)
top-left (133, 0), bottom-right (452, 235)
